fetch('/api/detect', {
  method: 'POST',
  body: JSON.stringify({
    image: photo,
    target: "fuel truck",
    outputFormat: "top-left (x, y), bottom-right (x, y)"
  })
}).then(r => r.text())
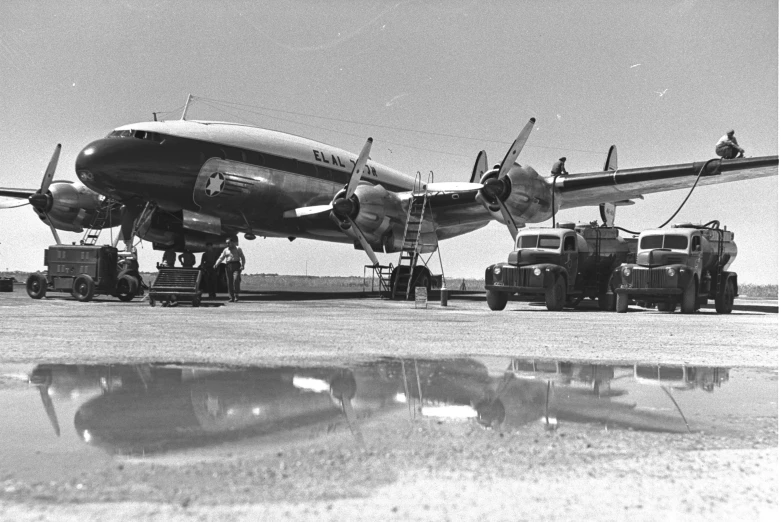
top-left (485, 223), bottom-right (631, 311)
top-left (612, 221), bottom-right (738, 314)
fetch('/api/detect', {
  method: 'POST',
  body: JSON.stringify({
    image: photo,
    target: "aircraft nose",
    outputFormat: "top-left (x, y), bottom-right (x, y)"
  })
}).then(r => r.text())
top-left (75, 139), bottom-right (116, 188)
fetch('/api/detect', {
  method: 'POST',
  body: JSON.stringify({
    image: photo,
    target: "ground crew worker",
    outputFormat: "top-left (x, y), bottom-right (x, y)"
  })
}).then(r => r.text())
top-left (160, 248), bottom-right (176, 268)
top-left (200, 242), bottom-right (219, 299)
top-left (179, 250), bottom-right (196, 268)
top-left (214, 236), bottom-right (246, 302)
top-left (715, 130), bottom-right (744, 159)
top-left (551, 157), bottom-right (569, 176)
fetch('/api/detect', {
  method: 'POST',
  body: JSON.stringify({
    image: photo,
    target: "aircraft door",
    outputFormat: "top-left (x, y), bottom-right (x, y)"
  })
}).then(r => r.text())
top-left (562, 233), bottom-right (578, 288)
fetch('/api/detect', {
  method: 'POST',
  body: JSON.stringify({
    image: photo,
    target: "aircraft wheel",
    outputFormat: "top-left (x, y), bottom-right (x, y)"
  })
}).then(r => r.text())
top-left (616, 293), bottom-right (629, 313)
top-left (72, 275), bottom-right (95, 302)
top-left (680, 279), bottom-right (697, 314)
top-left (715, 279), bottom-right (735, 314)
top-left (26, 274), bottom-right (48, 299)
top-left (544, 276), bottom-right (566, 311)
top-left (486, 290), bottom-right (508, 311)
top-left (116, 274), bottom-right (139, 302)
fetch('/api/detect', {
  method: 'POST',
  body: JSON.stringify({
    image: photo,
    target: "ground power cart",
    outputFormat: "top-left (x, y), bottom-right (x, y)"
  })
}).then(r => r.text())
top-left (26, 244), bottom-right (144, 302)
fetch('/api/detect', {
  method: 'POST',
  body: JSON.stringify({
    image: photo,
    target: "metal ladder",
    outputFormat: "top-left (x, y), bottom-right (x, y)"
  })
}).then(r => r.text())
top-left (364, 263), bottom-right (394, 297)
top-left (80, 198), bottom-right (116, 245)
top-left (391, 171), bottom-right (433, 300)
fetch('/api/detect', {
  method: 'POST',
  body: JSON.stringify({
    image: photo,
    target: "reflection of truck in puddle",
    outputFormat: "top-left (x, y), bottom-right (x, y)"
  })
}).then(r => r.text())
top-left (634, 365), bottom-right (730, 391)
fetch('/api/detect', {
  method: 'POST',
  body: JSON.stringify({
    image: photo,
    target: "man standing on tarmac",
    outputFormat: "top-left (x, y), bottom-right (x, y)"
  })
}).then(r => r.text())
top-left (715, 129), bottom-right (745, 159)
top-left (200, 243), bottom-right (219, 299)
top-left (214, 236), bottom-right (246, 302)
top-left (178, 249), bottom-right (196, 268)
top-left (551, 157), bottom-right (569, 176)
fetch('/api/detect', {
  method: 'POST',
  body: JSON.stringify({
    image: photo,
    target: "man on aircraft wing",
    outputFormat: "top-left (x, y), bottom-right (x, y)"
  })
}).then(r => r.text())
top-left (715, 130), bottom-right (745, 159)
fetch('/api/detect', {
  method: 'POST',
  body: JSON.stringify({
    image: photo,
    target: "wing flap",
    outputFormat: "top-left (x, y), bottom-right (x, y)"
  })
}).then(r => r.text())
top-left (559, 156), bottom-right (777, 209)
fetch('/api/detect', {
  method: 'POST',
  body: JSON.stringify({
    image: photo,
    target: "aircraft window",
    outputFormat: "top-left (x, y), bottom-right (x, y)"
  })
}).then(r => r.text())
top-left (298, 161), bottom-right (316, 177)
top-left (563, 236), bottom-right (576, 251)
top-left (538, 235), bottom-right (560, 249)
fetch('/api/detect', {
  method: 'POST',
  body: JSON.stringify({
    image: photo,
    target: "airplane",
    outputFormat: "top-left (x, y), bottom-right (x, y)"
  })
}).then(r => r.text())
top-left (1, 95), bottom-right (778, 284)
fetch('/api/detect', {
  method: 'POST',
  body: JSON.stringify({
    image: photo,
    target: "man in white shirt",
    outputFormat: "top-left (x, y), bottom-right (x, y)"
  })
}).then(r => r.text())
top-left (214, 237), bottom-right (246, 302)
top-left (715, 130), bottom-right (744, 159)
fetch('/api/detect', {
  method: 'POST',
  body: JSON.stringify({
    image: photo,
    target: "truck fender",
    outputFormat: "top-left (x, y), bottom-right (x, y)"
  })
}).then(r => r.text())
top-left (676, 266), bottom-right (698, 290)
top-left (543, 265), bottom-right (568, 288)
top-left (721, 272), bottom-right (738, 297)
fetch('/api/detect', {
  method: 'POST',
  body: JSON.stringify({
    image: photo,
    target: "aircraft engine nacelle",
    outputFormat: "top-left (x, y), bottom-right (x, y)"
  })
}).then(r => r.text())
top-left (135, 208), bottom-right (223, 252)
top-left (346, 182), bottom-right (404, 244)
top-left (483, 164), bottom-right (555, 224)
top-left (36, 181), bottom-right (114, 232)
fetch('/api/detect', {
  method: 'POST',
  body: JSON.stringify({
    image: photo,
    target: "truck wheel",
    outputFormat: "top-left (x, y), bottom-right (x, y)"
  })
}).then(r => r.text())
top-left (486, 290), bottom-right (508, 311)
top-left (680, 279), bottom-right (697, 314)
top-left (26, 274), bottom-right (48, 299)
top-left (72, 275), bottom-right (95, 302)
top-left (616, 293), bottom-right (629, 313)
top-left (545, 276), bottom-right (566, 311)
top-left (715, 280), bottom-right (735, 314)
top-left (116, 275), bottom-right (139, 302)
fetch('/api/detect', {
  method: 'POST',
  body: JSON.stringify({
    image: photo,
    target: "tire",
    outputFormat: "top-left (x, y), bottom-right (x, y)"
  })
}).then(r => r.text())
top-left (486, 290), bottom-right (508, 311)
top-left (680, 278), bottom-right (697, 314)
top-left (26, 274), bottom-right (48, 299)
top-left (715, 279), bottom-right (735, 314)
top-left (616, 293), bottom-right (629, 313)
top-left (115, 274), bottom-right (139, 302)
top-left (544, 276), bottom-right (566, 311)
top-left (657, 302), bottom-right (676, 312)
top-left (72, 275), bottom-right (95, 302)
top-left (192, 297), bottom-right (201, 307)
top-left (149, 297), bottom-right (156, 307)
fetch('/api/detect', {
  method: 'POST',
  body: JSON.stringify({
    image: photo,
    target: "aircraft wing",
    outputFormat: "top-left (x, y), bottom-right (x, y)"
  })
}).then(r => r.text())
top-left (557, 156), bottom-right (777, 209)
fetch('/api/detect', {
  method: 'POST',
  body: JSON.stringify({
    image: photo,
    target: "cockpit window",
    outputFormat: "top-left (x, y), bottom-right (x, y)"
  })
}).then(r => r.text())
top-left (639, 234), bottom-right (688, 250)
top-left (516, 234), bottom-right (561, 250)
top-left (105, 129), bottom-right (164, 142)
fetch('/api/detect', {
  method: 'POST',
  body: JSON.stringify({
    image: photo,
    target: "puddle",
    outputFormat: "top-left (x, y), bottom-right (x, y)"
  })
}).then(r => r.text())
top-left (0, 357), bottom-right (777, 482)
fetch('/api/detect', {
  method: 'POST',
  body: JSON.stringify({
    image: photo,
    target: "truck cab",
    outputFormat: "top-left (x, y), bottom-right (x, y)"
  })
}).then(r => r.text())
top-left (613, 223), bottom-right (737, 314)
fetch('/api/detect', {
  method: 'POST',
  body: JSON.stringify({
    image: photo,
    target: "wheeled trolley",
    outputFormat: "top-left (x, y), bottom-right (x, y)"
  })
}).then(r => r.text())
top-left (148, 267), bottom-right (203, 307)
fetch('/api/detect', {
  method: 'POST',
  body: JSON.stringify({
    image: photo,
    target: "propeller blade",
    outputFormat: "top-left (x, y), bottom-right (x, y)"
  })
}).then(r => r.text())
top-left (44, 212), bottom-right (62, 245)
top-left (345, 138), bottom-right (374, 199)
top-left (282, 204), bottom-right (333, 219)
top-left (37, 386), bottom-right (61, 437)
top-left (496, 198), bottom-right (522, 239)
top-left (341, 396), bottom-right (364, 445)
top-left (40, 144), bottom-right (62, 194)
top-left (348, 218), bottom-right (380, 266)
top-left (600, 145), bottom-right (618, 226)
top-left (498, 118), bottom-right (536, 178)
top-left (0, 199), bottom-right (30, 209)
top-left (470, 150), bottom-right (488, 184)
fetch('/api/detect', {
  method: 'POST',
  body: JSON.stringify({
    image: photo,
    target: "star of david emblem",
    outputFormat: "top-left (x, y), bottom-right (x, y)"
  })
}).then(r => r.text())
top-left (205, 172), bottom-right (225, 197)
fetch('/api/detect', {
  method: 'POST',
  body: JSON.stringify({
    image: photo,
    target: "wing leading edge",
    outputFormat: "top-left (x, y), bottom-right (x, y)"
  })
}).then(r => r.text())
top-left (558, 156), bottom-right (777, 209)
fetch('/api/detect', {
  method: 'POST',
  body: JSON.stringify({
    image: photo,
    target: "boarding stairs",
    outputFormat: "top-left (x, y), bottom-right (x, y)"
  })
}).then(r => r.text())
top-left (391, 171), bottom-right (439, 300)
top-left (364, 263), bottom-right (394, 297)
top-left (80, 198), bottom-right (118, 245)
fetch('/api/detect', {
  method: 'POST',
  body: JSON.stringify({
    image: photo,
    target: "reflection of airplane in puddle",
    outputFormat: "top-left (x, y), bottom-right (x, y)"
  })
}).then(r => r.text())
top-left (29, 358), bottom-right (732, 453)
top-left (29, 364), bottom-right (401, 454)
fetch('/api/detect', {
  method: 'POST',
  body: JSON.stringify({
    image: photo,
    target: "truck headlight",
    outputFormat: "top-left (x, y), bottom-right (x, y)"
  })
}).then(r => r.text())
top-left (622, 267), bottom-right (631, 277)
top-left (666, 267), bottom-right (676, 277)
top-left (493, 266), bottom-right (502, 275)
top-left (533, 267), bottom-right (541, 276)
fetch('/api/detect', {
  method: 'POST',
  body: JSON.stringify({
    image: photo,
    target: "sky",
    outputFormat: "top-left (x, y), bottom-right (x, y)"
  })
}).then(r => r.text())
top-left (0, 0), bottom-right (778, 283)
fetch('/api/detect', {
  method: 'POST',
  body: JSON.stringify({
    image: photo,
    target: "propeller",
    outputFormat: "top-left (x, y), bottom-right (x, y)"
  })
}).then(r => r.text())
top-left (284, 138), bottom-right (380, 265)
top-left (474, 118), bottom-right (536, 239)
top-left (29, 369), bottom-right (61, 437)
top-left (330, 370), bottom-right (364, 445)
top-left (28, 145), bottom-right (63, 244)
